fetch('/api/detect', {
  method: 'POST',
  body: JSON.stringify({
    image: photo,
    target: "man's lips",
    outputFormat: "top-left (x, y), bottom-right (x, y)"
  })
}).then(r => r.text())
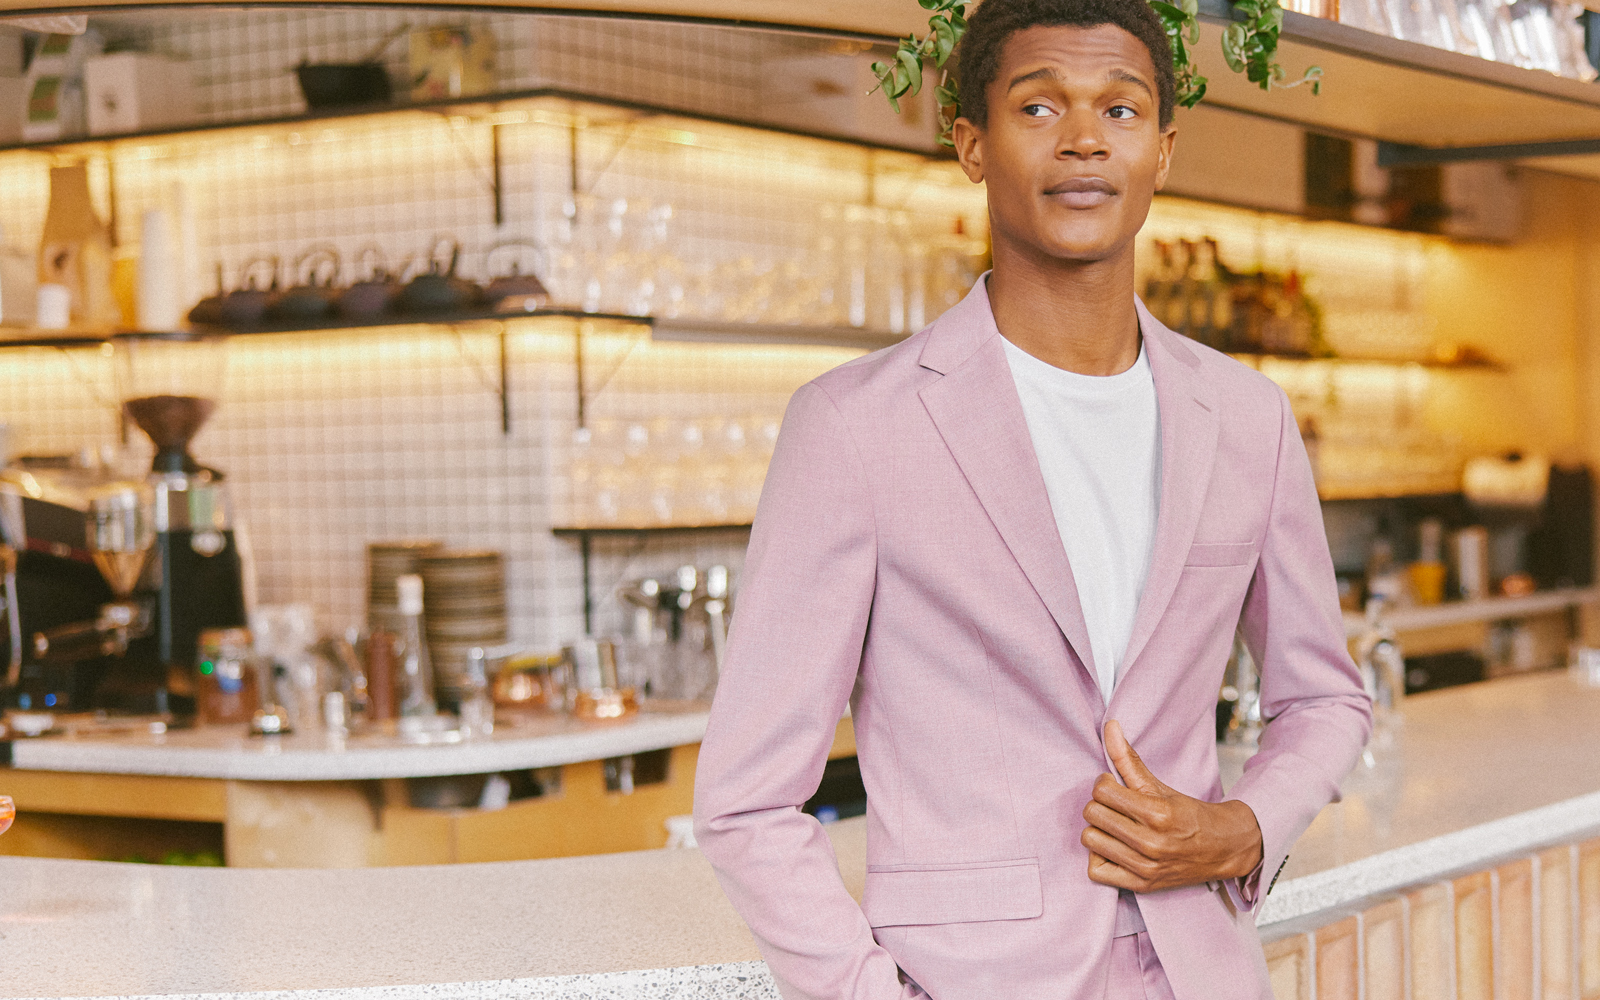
top-left (1044, 177), bottom-right (1117, 208)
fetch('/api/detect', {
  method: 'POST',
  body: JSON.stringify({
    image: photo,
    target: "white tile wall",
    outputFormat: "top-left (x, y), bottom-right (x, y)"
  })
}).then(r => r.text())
top-left (0, 9), bottom-right (975, 651)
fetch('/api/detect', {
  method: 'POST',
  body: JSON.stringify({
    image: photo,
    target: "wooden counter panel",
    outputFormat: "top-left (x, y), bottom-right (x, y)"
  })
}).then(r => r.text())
top-left (0, 769), bottom-right (228, 822)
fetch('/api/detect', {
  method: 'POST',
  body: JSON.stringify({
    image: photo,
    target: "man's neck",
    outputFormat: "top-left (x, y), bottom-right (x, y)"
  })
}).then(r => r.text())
top-left (986, 240), bottom-right (1142, 377)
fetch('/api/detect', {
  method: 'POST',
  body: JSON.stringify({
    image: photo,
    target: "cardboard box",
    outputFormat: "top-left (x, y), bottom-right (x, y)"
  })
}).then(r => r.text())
top-left (84, 53), bottom-right (193, 136)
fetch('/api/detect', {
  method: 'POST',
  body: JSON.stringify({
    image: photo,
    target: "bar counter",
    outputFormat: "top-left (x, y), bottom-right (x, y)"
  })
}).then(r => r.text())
top-left (4, 672), bottom-right (1599, 1000)
top-left (0, 706), bottom-right (719, 868)
top-left (3, 707), bottom-right (712, 781)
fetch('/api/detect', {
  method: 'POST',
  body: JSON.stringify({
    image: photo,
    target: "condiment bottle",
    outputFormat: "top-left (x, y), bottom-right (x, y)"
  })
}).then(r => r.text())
top-left (393, 574), bottom-right (437, 725)
top-left (365, 628), bottom-right (397, 722)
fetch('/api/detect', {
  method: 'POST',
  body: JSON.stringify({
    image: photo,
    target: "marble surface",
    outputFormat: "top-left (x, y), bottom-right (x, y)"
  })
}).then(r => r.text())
top-left (4, 672), bottom-right (1599, 999)
top-left (3, 706), bottom-right (710, 780)
top-left (0, 818), bottom-right (855, 1000)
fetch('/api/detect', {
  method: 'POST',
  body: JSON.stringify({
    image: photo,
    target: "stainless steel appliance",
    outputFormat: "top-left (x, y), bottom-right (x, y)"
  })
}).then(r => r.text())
top-left (616, 564), bottom-right (732, 702)
top-left (0, 334), bottom-right (249, 714)
top-left (116, 334), bottom-right (249, 679)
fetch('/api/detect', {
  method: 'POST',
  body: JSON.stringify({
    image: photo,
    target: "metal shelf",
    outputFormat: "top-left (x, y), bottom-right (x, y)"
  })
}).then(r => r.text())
top-left (0, 86), bottom-right (946, 162)
top-left (1194, 0), bottom-right (1600, 179)
top-left (1232, 350), bottom-right (1505, 371)
top-left (1342, 586), bottom-right (1600, 637)
top-left (553, 524), bottom-right (753, 537)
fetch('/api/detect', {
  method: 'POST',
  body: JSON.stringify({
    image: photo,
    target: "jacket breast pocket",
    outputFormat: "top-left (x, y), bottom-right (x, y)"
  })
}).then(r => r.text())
top-left (1185, 542), bottom-right (1256, 568)
top-left (861, 858), bottom-right (1043, 927)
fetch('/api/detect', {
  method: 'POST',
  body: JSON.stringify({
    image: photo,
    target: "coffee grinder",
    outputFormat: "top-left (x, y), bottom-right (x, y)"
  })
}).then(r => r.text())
top-left (115, 333), bottom-right (249, 679)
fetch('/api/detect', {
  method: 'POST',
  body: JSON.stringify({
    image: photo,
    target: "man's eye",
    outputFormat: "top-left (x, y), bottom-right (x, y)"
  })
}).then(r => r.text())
top-left (1022, 103), bottom-right (1053, 117)
top-left (1107, 104), bottom-right (1137, 120)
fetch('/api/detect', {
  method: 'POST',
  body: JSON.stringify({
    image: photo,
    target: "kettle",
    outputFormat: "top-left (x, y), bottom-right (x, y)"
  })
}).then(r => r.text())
top-left (187, 264), bottom-right (228, 327)
top-left (219, 258), bottom-right (280, 327)
top-left (398, 239), bottom-right (482, 314)
top-left (266, 246), bottom-right (341, 323)
top-left (483, 241), bottom-right (550, 314)
top-left (338, 246), bottom-right (402, 320)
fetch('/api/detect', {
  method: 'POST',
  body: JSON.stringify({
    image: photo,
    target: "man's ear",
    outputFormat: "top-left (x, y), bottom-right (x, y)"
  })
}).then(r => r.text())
top-left (1154, 125), bottom-right (1177, 191)
top-left (953, 117), bottom-right (985, 184)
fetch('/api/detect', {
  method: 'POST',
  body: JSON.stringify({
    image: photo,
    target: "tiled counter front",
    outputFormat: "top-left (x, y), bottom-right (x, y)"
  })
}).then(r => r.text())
top-left (1262, 837), bottom-right (1600, 1000)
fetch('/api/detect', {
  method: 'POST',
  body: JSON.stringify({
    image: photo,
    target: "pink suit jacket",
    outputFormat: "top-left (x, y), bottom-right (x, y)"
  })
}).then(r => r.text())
top-left (694, 278), bottom-right (1373, 1000)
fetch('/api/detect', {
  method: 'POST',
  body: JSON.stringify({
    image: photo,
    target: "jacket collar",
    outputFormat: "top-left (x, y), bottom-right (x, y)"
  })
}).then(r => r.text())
top-left (917, 277), bottom-right (1220, 710)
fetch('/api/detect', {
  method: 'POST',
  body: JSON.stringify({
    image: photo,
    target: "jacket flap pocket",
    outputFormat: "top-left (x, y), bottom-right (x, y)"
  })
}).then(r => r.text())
top-left (1185, 542), bottom-right (1255, 568)
top-left (862, 859), bottom-right (1042, 927)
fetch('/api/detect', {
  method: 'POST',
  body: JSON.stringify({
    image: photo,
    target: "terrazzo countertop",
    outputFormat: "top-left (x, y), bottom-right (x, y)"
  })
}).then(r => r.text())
top-left (1253, 670), bottom-right (1600, 931)
top-left (5, 672), bottom-right (1598, 999)
top-left (2, 705), bottom-right (711, 780)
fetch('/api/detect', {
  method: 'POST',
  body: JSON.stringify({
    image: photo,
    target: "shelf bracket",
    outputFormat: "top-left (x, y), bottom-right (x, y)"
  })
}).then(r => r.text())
top-left (1377, 137), bottom-right (1600, 167)
top-left (491, 122), bottom-right (505, 228)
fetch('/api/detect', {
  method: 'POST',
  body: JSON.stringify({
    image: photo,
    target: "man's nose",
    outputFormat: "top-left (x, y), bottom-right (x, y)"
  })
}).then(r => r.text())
top-left (1057, 113), bottom-right (1110, 159)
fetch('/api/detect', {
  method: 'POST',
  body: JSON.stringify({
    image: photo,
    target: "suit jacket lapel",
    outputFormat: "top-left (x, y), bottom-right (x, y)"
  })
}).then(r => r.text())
top-left (1114, 301), bottom-right (1220, 689)
top-left (917, 281), bottom-right (1099, 684)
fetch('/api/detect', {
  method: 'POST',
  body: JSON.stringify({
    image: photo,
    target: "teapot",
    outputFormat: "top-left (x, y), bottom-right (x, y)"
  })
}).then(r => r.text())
top-left (267, 246), bottom-right (341, 323)
top-left (398, 238), bottom-right (482, 314)
top-left (484, 241), bottom-right (550, 314)
top-left (338, 246), bottom-right (402, 320)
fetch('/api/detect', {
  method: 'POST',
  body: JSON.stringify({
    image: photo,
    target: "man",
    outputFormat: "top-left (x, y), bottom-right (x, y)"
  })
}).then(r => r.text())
top-left (693, 0), bottom-right (1373, 996)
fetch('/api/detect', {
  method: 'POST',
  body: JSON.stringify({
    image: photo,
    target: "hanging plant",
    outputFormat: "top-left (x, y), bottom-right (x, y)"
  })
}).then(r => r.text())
top-left (870, 0), bottom-right (1322, 145)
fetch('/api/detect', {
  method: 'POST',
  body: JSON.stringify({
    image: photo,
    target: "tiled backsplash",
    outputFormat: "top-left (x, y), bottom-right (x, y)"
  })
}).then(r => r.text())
top-left (0, 325), bottom-right (863, 648)
top-left (0, 9), bottom-right (982, 651)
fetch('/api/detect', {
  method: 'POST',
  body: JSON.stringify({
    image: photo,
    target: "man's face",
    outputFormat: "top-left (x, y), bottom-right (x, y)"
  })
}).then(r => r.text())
top-left (954, 24), bottom-right (1175, 266)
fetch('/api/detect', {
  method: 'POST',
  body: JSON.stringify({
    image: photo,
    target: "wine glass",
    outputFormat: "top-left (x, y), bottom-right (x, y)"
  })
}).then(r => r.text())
top-left (0, 795), bottom-right (14, 835)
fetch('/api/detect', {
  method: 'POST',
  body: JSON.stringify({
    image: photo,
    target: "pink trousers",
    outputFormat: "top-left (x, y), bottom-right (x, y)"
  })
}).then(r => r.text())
top-left (1103, 932), bottom-right (1177, 1000)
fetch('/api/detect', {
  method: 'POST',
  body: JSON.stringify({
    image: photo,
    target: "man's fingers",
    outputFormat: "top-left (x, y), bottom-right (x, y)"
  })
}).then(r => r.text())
top-left (1081, 825), bottom-right (1160, 880)
top-left (1083, 800), bottom-right (1162, 858)
top-left (1105, 719), bottom-right (1163, 795)
top-left (1085, 850), bottom-right (1150, 892)
top-left (1091, 771), bottom-right (1165, 828)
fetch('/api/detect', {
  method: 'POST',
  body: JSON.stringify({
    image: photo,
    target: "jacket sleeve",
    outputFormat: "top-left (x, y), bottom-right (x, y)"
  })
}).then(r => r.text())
top-left (1226, 387), bottom-right (1374, 911)
top-left (694, 381), bottom-right (920, 1000)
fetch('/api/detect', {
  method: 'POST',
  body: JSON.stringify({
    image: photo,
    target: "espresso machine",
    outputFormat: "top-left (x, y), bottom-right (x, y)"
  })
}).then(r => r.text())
top-left (0, 333), bottom-right (248, 714)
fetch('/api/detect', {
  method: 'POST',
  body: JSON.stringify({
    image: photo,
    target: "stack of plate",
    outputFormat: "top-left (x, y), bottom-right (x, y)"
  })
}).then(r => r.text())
top-left (418, 550), bottom-right (507, 697)
top-left (367, 540), bottom-right (443, 634)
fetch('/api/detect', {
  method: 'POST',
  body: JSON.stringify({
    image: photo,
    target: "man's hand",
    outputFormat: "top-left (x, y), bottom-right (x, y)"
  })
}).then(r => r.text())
top-left (1080, 719), bottom-right (1263, 893)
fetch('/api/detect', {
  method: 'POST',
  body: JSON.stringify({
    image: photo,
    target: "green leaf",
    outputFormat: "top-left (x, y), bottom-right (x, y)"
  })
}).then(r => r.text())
top-left (937, 132), bottom-right (956, 148)
top-left (932, 17), bottom-right (955, 63)
top-left (918, 0), bottom-right (942, 9)
top-left (935, 82), bottom-right (959, 106)
top-left (898, 48), bottom-right (924, 95)
top-left (891, 63), bottom-right (914, 98)
top-left (1222, 23), bottom-right (1248, 72)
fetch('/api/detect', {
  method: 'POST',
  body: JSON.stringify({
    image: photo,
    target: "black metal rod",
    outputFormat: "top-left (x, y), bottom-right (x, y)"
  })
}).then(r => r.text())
top-left (491, 123), bottom-right (505, 228)
top-left (569, 120), bottom-right (581, 202)
top-left (574, 325), bottom-right (587, 429)
top-left (581, 532), bottom-right (593, 636)
top-left (499, 328), bottom-right (510, 435)
top-left (1377, 136), bottom-right (1600, 167)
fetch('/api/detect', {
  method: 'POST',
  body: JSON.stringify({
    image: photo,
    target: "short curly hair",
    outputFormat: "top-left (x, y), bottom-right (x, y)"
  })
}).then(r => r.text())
top-left (957, 0), bottom-right (1176, 131)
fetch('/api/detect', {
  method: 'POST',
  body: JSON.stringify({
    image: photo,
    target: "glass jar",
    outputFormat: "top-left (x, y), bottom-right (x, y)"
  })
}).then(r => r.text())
top-left (197, 627), bottom-right (257, 725)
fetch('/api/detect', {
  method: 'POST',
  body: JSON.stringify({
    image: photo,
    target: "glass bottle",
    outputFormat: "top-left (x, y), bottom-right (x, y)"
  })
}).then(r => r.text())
top-left (394, 573), bottom-right (437, 723)
top-left (1186, 238), bottom-right (1215, 345)
top-left (1142, 241), bottom-right (1175, 328)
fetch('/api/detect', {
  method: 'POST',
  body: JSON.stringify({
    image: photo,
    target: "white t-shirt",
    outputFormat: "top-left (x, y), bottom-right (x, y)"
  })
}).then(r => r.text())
top-left (1001, 336), bottom-right (1162, 703)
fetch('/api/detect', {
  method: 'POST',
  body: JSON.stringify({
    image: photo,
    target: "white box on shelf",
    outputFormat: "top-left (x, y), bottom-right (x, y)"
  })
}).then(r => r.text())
top-left (84, 53), bottom-right (193, 136)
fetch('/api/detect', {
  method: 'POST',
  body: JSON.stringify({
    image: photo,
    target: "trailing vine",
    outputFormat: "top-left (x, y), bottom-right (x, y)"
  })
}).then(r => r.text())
top-left (869, 0), bottom-right (970, 148)
top-left (870, 0), bottom-right (1322, 142)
